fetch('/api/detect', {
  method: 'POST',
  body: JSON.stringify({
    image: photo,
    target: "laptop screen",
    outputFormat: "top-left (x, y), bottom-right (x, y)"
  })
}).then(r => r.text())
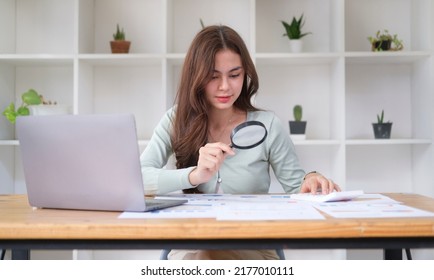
top-left (16, 114), bottom-right (148, 211)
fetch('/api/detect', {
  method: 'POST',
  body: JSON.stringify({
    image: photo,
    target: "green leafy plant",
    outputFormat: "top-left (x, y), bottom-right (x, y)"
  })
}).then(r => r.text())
top-left (281, 14), bottom-right (311, 40)
top-left (368, 30), bottom-right (403, 51)
top-left (376, 110), bottom-right (391, 124)
top-left (2, 89), bottom-right (42, 124)
top-left (293, 105), bottom-right (303, 122)
top-left (113, 24), bottom-right (126, 41)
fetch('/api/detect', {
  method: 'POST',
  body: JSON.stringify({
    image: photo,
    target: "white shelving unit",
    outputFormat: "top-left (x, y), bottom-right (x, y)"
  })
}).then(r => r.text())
top-left (1, 0), bottom-right (433, 259)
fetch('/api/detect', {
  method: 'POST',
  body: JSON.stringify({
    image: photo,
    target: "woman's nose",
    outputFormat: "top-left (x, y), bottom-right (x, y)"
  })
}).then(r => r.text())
top-left (218, 77), bottom-right (229, 91)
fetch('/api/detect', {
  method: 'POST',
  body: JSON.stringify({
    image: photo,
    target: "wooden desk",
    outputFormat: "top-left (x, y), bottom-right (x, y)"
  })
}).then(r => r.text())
top-left (1, 193), bottom-right (434, 260)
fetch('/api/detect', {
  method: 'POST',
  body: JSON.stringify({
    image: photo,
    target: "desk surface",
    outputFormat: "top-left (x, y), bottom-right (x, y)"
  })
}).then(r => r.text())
top-left (1, 193), bottom-right (434, 241)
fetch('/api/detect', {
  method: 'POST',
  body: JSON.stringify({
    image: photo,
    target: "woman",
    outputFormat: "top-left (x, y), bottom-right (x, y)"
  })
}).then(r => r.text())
top-left (140, 25), bottom-right (340, 259)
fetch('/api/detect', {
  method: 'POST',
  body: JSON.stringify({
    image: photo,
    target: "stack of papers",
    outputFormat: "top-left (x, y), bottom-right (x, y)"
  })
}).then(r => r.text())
top-left (119, 193), bottom-right (434, 220)
top-left (120, 194), bottom-right (325, 220)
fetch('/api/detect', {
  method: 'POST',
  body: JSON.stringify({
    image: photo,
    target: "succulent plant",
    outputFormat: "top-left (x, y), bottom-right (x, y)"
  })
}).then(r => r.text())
top-left (376, 110), bottom-right (391, 124)
top-left (281, 14), bottom-right (311, 40)
top-left (377, 110), bottom-right (384, 124)
top-left (113, 24), bottom-right (126, 41)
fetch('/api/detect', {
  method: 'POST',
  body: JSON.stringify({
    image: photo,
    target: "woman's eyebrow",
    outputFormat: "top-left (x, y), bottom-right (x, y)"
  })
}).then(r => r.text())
top-left (213, 66), bottom-right (243, 73)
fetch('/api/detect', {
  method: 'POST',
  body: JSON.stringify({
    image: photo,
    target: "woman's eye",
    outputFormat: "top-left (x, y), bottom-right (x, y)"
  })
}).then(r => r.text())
top-left (230, 73), bottom-right (240, 78)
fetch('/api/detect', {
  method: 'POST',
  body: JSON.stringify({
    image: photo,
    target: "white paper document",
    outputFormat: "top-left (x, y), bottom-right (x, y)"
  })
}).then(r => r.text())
top-left (119, 202), bottom-right (218, 219)
top-left (214, 200), bottom-right (325, 220)
top-left (119, 194), bottom-right (325, 220)
top-left (290, 190), bottom-right (364, 203)
top-left (314, 194), bottom-right (434, 218)
top-left (119, 193), bottom-right (434, 220)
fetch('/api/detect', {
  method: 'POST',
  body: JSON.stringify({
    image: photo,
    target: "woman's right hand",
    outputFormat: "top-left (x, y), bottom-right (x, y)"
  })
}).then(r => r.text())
top-left (188, 142), bottom-right (235, 186)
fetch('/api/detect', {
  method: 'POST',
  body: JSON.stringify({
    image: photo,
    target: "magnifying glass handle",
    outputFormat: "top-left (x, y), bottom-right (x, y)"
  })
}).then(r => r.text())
top-left (215, 171), bottom-right (222, 193)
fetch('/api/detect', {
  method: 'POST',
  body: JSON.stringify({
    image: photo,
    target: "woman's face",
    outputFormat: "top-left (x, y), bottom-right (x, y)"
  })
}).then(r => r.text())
top-left (205, 49), bottom-right (244, 111)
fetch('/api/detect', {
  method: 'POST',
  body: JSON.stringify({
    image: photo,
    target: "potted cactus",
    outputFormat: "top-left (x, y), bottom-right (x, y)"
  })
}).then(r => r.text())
top-left (289, 104), bottom-right (307, 140)
top-left (110, 24), bottom-right (131, 54)
top-left (372, 110), bottom-right (392, 139)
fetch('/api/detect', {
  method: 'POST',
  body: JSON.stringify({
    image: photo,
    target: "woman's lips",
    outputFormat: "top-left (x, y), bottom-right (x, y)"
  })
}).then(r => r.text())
top-left (216, 96), bottom-right (231, 103)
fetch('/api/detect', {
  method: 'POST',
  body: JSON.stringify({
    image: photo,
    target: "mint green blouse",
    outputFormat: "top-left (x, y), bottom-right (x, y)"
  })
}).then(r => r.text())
top-left (140, 108), bottom-right (305, 194)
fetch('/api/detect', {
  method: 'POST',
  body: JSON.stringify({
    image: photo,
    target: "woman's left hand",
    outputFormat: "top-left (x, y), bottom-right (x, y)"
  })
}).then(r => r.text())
top-left (300, 172), bottom-right (341, 194)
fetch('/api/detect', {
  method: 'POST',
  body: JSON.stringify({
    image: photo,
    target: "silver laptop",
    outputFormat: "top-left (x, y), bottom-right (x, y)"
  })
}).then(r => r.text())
top-left (16, 114), bottom-right (187, 212)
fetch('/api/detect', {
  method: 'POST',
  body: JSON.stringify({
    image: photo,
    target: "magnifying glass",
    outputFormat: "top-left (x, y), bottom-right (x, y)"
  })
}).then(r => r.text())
top-left (215, 120), bottom-right (268, 193)
top-left (230, 120), bottom-right (268, 149)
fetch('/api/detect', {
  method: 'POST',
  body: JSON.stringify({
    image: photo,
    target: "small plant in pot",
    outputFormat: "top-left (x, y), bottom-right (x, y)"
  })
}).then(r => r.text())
top-left (372, 110), bottom-right (392, 139)
top-left (289, 105), bottom-right (307, 140)
top-left (3, 89), bottom-right (42, 124)
top-left (2, 89), bottom-right (69, 124)
top-left (368, 30), bottom-right (403, 52)
top-left (281, 14), bottom-right (311, 53)
top-left (110, 24), bottom-right (131, 54)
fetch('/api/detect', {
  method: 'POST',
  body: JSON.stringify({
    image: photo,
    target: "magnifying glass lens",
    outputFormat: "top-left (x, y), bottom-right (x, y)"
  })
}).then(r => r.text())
top-left (230, 121), bottom-right (267, 149)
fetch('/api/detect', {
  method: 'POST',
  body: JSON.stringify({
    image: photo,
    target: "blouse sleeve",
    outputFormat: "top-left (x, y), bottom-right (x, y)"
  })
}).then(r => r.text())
top-left (140, 108), bottom-right (196, 194)
top-left (266, 113), bottom-right (305, 194)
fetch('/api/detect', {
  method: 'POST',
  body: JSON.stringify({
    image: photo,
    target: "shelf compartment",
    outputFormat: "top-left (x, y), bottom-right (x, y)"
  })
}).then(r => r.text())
top-left (0, 60), bottom-right (74, 141)
top-left (0, 0), bottom-right (75, 54)
top-left (346, 145), bottom-right (418, 193)
top-left (345, 0), bottom-right (431, 52)
top-left (256, 0), bottom-right (343, 53)
top-left (167, 0), bottom-right (252, 53)
top-left (77, 60), bottom-right (165, 140)
top-left (78, 0), bottom-right (165, 54)
top-left (255, 58), bottom-right (344, 141)
top-left (345, 58), bottom-right (431, 140)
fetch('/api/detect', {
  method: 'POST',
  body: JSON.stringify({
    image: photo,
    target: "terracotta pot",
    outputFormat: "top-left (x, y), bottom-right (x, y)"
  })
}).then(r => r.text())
top-left (110, 40), bottom-right (131, 53)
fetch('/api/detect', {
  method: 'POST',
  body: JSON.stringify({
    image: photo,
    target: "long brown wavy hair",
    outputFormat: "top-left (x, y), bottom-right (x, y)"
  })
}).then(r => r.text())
top-left (172, 25), bottom-right (259, 193)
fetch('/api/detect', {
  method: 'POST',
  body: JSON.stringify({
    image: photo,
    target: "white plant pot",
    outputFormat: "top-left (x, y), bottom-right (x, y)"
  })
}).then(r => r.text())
top-left (289, 39), bottom-right (303, 53)
top-left (290, 134), bottom-right (306, 141)
top-left (28, 105), bottom-right (71, 116)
